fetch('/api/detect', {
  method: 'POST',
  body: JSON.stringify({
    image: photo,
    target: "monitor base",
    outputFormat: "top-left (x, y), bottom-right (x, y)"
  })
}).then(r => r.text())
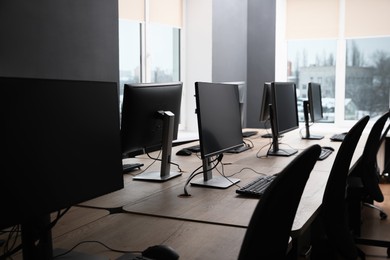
top-left (133, 171), bottom-right (182, 182)
top-left (302, 134), bottom-right (324, 140)
top-left (267, 148), bottom-right (297, 157)
top-left (261, 133), bottom-right (283, 138)
top-left (226, 144), bottom-right (250, 154)
top-left (190, 176), bottom-right (240, 189)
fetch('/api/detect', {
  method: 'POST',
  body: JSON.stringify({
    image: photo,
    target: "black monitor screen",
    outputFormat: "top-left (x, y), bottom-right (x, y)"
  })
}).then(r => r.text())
top-left (120, 82), bottom-right (182, 155)
top-left (2, 77), bottom-right (124, 231)
top-left (266, 82), bottom-right (299, 156)
top-left (272, 82), bottom-right (299, 135)
top-left (259, 82), bottom-right (272, 122)
top-left (308, 82), bottom-right (323, 122)
top-left (120, 82), bottom-right (183, 181)
top-left (195, 82), bottom-right (244, 159)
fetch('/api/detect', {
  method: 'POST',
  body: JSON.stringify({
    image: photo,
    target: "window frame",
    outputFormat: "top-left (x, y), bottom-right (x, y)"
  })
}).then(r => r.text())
top-left (276, 0), bottom-right (390, 128)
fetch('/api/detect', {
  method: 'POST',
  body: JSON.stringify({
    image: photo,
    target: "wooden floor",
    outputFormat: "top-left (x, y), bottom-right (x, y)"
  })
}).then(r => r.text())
top-left (358, 182), bottom-right (390, 259)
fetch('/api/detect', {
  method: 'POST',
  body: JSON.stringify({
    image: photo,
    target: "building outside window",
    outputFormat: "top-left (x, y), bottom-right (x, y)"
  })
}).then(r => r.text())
top-left (287, 40), bottom-right (337, 122)
top-left (345, 37), bottom-right (390, 120)
top-left (280, 0), bottom-right (390, 126)
top-left (147, 24), bottom-right (180, 83)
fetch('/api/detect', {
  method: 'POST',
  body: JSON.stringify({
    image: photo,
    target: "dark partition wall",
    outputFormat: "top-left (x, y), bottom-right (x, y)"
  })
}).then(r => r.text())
top-left (0, 0), bottom-right (119, 83)
top-left (212, 0), bottom-right (248, 84)
top-left (212, 0), bottom-right (248, 127)
top-left (246, 0), bottom-right (276, 128)
top-left (211, 0), bottom-right (276, 128)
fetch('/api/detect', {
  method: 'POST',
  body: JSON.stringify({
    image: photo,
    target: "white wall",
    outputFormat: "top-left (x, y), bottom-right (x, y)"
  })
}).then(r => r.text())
top-left (183, 0), bottom-right (213, 132)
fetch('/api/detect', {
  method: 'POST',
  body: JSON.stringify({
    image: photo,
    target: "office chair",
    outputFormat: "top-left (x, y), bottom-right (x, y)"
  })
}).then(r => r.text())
top-left (366, 122), bottom-right (390, 219)
top-left (347, 111), bottom-right (390, 257)
top-left (238, 144), bottom-right (321, 260)
top-left (311, 115), bottom-right (369, 260)
top-left (378, 123), bottom-right (390, 184)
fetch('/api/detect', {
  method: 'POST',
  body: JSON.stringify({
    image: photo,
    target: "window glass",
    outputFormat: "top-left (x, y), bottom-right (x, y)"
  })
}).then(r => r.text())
top-left (345, 37), bottom-right (390, 120)
top-left (287, 40), bottom-right (337, 122)
top-left (147, 23), bottom-right (180, 83)
top-left (119, 19), bottom-right (141, 97)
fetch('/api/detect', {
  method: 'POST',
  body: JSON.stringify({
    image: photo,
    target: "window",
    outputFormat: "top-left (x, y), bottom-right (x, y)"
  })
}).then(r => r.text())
top-left (147, 24), bottom-right (180, 83)
top-left (287, 40), bottom-right (337, 122)
top-left (119, 20), bottom-right (141, 95)
top-left (345, 37), bottom-right (390, 120)
top-left (278, 0), bottom-right (390, 125)
top-left (118, 0), bottom-right (182, 110)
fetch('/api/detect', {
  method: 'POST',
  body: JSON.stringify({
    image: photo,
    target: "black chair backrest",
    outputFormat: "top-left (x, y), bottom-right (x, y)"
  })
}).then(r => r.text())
top-left (321, 115), bottom-right (369, 259)
top-left (238, 144), bottom-right (321, 260)
top-left (349, 111), bottom-right (390, 202)
top-left (379, 122), bottom-right (390, 175)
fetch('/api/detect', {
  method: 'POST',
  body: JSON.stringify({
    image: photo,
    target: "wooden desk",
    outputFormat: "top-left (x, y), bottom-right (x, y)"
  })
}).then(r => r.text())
top-left (2, 207), bottom-right (110, 260)
top-left (122, 129), bottom-right (338, 235)
top-left (70, 127), bottom-right (365, 259)
top-left (5, 211), bottom-right (246, 260)
top-left (2, 126), bottom-right (369, 260)
top-left (53, 213), bottom-right (246, 260)
top-left (79, 138), bottom-right (209, 210)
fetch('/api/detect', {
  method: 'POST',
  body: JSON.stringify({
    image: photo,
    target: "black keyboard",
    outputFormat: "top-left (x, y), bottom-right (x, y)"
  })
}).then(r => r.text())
top-left (318, 147), bottom-right (333, 160)
top-left (242, 130), bottom-right (258, 137)
top-left (236, 175), bottom-right (277, 197)
top-left (330, 132), bottom-right (347, 142)
top-left (123, 163), bottom-right (144, 173)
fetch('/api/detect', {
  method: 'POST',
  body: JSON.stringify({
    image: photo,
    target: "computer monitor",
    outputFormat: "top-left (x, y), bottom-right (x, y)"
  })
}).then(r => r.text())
top-left (190, 82), bottom-right (244, 188)
top-left (268, 82), bottom-right (299, 156)
top-left (302, 82), bottom-right (324, 140)
top-left (259, 82), bottom-right (273, 138)
top-left (218, 81), bottom-right (257, 137)
top-left (2, 77), bottom-right (124, 259)
top-left (120, 82), bottom-right (183, 181)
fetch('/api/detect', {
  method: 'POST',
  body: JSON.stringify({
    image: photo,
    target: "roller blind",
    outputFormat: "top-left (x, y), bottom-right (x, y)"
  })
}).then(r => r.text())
top-left (119, 0), bottom-right (145, 21)
top-left (345, 0), bottom-right (390, 37)
top-left (286, 0), bottom-right (339, 39)
top-left (149, 0), bottom-right (182, 28)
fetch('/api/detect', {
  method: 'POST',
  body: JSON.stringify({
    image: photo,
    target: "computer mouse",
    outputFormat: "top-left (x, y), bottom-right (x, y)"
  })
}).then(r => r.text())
top-left (176, 148), bottom-right (192, 156)
top-left (322, 146), bottom-right (335, 151)
top-left (142, 245), bottom-right (180, 260)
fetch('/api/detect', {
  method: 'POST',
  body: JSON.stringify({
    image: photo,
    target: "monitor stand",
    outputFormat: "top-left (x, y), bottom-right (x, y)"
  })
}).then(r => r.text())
top-left (267, 147), bottom-right (298, 157)
top-left (267, 105), bottom-right (297, 157)
top-left (133, 111), bottom-right (182, 182)
top-left (267, 134), bottom-right (298, 157)
top-left (21, 215), bottom-right (108, 260)
top-left (302, 133), bottom-right (324, 140)
top-left (301, 100), bottom-right (324, 140)
top-left (261, 133), bottom-right (283, 138)
top-left (226, 143), bottom-right (250, 153)
top-left (190, 158), bottom-right (240, 189)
